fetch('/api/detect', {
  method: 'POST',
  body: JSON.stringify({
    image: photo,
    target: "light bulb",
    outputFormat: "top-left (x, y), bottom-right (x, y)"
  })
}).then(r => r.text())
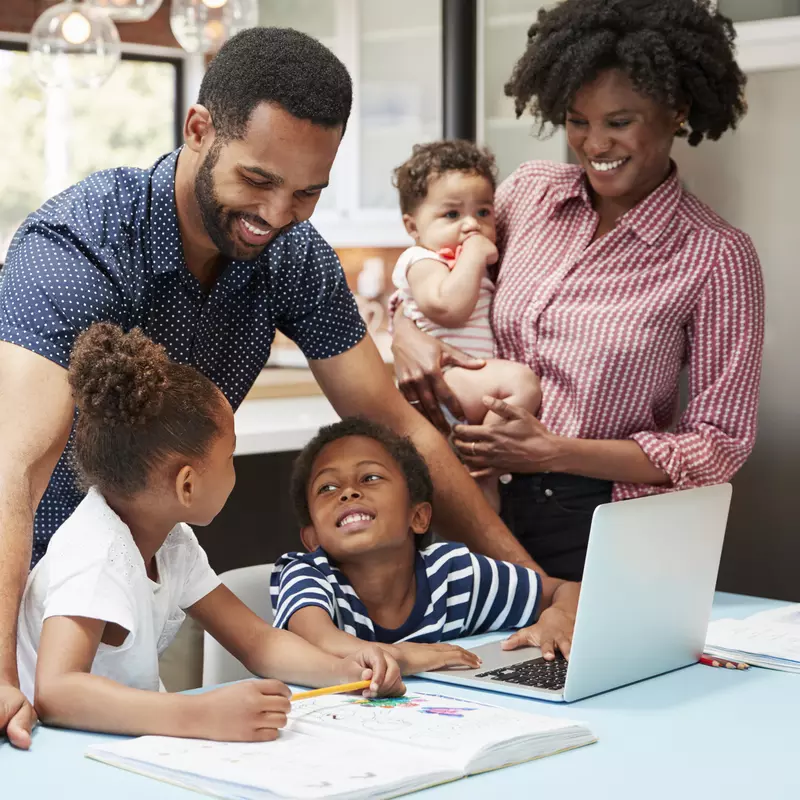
top-left (29, 2), bottom-right (121, 89)
top-left (170, 0), bottom-right (257, 54)
top-left (86, 0), bottom-right (163, 23)
top-left (62, 11), bottom-right (92, 45)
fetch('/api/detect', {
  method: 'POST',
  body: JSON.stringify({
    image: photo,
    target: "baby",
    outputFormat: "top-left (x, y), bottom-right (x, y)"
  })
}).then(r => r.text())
top-left (391, 140), bottom-right (541, 506)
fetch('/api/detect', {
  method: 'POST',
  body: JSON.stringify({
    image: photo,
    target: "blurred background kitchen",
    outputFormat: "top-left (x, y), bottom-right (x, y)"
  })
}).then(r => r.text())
top-left (1, 1), bottom-right (798, 620)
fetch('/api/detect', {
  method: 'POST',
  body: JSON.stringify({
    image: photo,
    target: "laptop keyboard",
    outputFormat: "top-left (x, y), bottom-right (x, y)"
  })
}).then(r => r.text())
top-left (475, 654), bottom-right (568, 691)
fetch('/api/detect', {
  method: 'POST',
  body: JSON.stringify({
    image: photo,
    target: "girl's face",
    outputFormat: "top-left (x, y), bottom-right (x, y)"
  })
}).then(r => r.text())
top-left (181, 398), bottom-right (237, 527)
top-left (403, 171), bottom-right (496, 253)
top-left (565, 68), bottom-right (684, 210)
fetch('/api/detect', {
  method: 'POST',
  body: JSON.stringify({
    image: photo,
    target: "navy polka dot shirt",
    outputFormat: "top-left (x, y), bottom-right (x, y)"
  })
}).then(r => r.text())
top-left (0, 149), bottom-right (365, 567)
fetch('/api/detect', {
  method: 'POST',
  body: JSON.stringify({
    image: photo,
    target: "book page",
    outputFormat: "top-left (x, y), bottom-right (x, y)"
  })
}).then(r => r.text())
top-left (706, 618), bottom-right (800, 662)
top-left (87, 728), bottom-right (452, 800)
top-left (291, 691), bottom-right (577, 761)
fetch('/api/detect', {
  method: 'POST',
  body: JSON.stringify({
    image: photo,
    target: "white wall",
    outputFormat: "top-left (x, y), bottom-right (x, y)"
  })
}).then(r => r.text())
top-left (673, 67), bottom-right (800, 599)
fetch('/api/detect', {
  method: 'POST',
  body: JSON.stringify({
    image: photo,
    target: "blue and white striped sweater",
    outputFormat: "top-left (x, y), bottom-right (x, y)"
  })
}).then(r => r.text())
top-left (270, 542), bottom-right (541, 643)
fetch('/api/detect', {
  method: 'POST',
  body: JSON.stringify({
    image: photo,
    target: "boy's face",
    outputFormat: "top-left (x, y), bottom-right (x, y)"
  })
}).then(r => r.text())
top-left (302, 436), bottom-right (431, 561)
top-left (404, 170), bottom-right (496, 253)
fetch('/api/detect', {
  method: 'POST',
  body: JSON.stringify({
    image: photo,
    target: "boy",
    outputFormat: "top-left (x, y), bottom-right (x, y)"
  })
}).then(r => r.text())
top-left (270, 418), bottom-right (579, 675)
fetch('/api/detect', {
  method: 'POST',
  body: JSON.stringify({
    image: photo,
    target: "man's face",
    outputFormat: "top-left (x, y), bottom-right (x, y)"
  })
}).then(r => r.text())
top-left (194, 102), bottom-right (342, 260)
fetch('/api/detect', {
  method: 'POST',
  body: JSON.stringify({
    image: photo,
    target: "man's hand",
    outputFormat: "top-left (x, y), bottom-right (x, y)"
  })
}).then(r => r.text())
top-left (502, 582), bottom-right (580, 660)
top-left (392, 642), bottom-right (482, 675)
top-left (1, 683), bottom-right (37, 749)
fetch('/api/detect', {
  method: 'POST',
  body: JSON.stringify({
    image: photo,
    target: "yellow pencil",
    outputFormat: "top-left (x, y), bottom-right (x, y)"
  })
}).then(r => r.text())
top-left (291, 680), bottom-right (372, 702)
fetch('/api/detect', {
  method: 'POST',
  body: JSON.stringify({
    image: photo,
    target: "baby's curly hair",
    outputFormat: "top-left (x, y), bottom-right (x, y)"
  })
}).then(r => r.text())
top-left (505, 0), bottom-right (747, 146)
top-left (291, 417), bottom-right (433, 533)
top-left (69, 323), bottom-right (227, 496)
top-left (393, 140), bottom-right (498, 215)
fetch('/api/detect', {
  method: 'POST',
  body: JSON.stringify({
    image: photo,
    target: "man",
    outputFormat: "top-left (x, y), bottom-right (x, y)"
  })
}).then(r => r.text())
top-left (0, 28), bottom-right (567, 749)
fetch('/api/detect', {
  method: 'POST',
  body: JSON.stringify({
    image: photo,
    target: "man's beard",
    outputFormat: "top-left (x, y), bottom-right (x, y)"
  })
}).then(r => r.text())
top-left (193, 143), bottom-right (293, 261)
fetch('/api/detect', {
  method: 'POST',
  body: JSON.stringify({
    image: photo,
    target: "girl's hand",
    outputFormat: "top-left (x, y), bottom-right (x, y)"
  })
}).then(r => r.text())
top-left (453, 397), bottom-right (562, 474)
top-left (392, 642), bottom-right (482, 675)
top-left (344, 645), bottom-right (405, 697)
top-left (196, 679), bottom-right (291, 742)
top-left (392, 312), bottom-right (485, 433)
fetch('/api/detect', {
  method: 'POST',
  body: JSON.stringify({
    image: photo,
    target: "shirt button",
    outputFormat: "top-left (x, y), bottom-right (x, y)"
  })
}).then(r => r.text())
top-left (544, 488), bottom-right (554, 498)
top-left (499, 474), bottom-right (512, 484)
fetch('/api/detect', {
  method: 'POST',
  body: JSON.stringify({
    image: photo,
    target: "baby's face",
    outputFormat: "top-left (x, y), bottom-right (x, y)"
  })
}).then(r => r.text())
top-left (407, 170), bottom-right (496, 253)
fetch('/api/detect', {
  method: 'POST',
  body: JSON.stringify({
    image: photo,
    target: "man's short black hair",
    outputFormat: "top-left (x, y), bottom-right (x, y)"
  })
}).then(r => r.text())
top-left (198, 27), bottom-right (352, 139)
top-left (291, 417), bottom-right (434, 529)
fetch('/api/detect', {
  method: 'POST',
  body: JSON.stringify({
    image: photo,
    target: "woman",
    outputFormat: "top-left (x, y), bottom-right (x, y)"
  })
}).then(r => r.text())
top-left (392, 0), bottom-right (764, 581)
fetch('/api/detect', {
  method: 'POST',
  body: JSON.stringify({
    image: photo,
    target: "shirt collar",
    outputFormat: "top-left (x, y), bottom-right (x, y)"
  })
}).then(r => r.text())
top-left (148, 148), bottom-right (274, 287)
top-left (149, 148), bottom-right (185, 276)
top-left (546, 161), bottom-right (685, 246)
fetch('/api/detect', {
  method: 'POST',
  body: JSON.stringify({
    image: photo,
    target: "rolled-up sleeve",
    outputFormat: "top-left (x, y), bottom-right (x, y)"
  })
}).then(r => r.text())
top-left (616, 232), bottom-right (765, 500)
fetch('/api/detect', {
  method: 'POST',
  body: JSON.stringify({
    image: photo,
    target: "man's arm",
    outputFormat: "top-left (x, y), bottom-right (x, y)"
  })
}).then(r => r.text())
top-left (309, 336), bottom-right (537, 569)
top-left (0, 342), bottom-right (74, 746)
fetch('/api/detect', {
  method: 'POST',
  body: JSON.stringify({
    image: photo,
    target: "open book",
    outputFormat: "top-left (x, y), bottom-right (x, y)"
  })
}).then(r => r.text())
top-left (706, 604), bottom-right (800, 672)
top-left (86, 691), bottom-right (597, 799)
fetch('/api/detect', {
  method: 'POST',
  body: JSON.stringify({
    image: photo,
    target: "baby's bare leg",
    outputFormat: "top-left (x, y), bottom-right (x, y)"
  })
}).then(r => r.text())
top-left (443, 359), bottom-right (541, 425)
top-left (444, 360), bottom-right (541, 513)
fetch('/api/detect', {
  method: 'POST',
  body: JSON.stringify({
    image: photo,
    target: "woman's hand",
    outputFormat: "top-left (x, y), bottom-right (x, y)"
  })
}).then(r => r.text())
top-left (391, 311), bottom-right (485, 433)
top-left (453, 397), bottom-right (562, 475)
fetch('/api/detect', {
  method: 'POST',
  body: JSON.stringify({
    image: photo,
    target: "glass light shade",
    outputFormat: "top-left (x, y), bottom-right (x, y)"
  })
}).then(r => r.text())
top-left (86, 0), bottom-right (164, 23)
top-left (29, 2), bottom-right (121, 90)
top-left (170, 0), bottom-right (257, 54)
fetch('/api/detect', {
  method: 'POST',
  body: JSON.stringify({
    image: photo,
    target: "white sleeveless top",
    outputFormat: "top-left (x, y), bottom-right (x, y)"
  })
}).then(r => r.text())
top-left (391, 245), bottom-right (496, 359)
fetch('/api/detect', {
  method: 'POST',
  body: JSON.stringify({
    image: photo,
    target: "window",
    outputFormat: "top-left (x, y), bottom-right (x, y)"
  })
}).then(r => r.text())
top-left (0, 43), bottom-right (182, 261)
top-left (718, 0), bottom-right (800, 21)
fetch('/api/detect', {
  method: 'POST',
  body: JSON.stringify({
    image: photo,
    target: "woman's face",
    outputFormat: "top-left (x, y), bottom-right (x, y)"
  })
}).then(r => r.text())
top-left (566, 69), bottom-right (683, 208)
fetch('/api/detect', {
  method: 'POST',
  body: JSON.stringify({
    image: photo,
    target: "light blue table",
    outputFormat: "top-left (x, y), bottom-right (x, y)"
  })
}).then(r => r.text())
top-left (4, 593), bottom-right (800, 799)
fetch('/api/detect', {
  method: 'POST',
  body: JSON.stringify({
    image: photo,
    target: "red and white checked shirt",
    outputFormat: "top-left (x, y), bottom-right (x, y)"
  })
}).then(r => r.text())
top-left (492, 161), bottom-right (765, 501)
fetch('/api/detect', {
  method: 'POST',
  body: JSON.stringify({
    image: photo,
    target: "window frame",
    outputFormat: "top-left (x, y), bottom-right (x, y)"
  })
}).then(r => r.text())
top-left (0, 34), bottom-right (198, 267)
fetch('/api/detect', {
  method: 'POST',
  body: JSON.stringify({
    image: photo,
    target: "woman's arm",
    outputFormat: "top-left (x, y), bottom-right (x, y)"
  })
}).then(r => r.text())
top-left (453, 397), bottom-right (669, 484)
top-left (34, 615), bottom-right (292, 741)
top-left (406, 236), bottom-right (497, 328)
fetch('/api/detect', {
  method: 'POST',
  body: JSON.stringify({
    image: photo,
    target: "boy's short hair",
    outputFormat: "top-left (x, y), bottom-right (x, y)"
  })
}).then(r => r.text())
top-left (392, 139), bottom-right (498, 215)
top-left (291, 417), bottom-right (434, 527)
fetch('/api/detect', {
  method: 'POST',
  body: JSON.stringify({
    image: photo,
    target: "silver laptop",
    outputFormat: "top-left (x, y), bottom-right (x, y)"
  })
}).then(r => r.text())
top-left (418, 483), bottom-right (732, 703)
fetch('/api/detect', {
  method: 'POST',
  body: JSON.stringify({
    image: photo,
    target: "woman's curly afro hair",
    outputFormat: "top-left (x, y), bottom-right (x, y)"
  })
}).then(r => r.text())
top-left (505, 0), bottom-right (747, 146)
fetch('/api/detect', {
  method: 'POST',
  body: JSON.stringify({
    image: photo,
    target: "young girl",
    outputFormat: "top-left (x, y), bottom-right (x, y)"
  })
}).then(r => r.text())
top-left (16, 324), bottom-right (403, 742)
top-left (391, 140), bottom-right (541, 507)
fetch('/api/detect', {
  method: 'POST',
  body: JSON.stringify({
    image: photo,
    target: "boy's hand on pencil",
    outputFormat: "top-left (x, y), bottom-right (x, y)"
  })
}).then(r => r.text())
top-left (196, 679), bottom-right (292, 742)
top-left (344, 645), bottom-right (405, 697)
top-left (391, 642), bottom-right (482, 675)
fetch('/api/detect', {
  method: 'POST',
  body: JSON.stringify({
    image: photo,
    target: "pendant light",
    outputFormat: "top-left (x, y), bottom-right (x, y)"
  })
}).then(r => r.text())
top-left (86, 0), bottom-right (164, 23)
top-left (29, 1), bottom-right (121, 89)
top-left (170, 0), bottom-right (257, 55)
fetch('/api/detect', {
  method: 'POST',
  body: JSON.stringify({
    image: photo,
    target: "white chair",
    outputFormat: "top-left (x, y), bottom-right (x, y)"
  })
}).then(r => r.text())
top-left (201, 563), bottom-right (274, 687)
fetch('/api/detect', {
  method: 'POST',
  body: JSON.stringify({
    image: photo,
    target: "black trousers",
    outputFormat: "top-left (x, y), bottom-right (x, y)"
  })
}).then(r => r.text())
top-left (499, 473), bottom-right (613, 582)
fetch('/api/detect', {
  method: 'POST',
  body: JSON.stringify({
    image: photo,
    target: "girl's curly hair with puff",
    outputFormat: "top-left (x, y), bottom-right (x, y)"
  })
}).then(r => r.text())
top-left (505, 0), bottom-right (747, 147)
top-left (69, 323), bottom-right (227, 496)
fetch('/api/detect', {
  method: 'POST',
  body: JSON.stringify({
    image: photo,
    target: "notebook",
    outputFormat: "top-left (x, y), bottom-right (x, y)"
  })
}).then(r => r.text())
top-left (85, 691), bottom-right (597, 799)
top-left (705, 604), bottom-right (800, 673)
